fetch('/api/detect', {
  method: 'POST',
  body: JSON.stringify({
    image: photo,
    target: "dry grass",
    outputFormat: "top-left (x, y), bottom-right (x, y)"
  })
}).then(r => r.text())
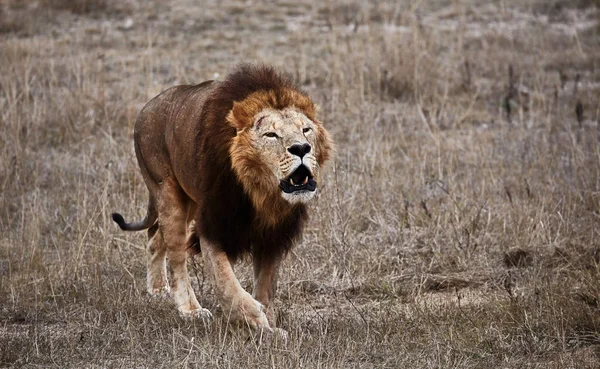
top-left (1, 0), bottom-right (599, 367)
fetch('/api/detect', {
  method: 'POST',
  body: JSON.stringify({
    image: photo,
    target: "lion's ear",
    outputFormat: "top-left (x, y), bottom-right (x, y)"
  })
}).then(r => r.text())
top-left (315, 122), bottom-right (334, 165)
top-left (226, 102), bottom-right (246, 132)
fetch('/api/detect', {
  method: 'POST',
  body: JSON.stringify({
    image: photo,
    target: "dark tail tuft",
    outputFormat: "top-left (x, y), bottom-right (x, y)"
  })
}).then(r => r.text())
top-left (112, 213), bottom-right (128, 230)
top-left (112, 196), bottom-right (158, 232)
top-left (111, 211), bottom-right (156, 232)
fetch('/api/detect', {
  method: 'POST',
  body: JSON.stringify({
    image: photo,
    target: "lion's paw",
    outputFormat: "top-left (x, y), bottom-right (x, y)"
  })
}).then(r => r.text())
top-left (250, 326), bottom-right (289, 346)
top-left (148, 285), bottom-right (171, 298)
top-left (244, 309), bottom-right (270, 330)
top-left (227, 292), bottom-right (271, 330)
top-left (179, 306), bottom-right (213, 322)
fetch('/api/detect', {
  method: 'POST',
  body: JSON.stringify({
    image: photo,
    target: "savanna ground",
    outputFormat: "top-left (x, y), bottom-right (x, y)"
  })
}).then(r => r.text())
top-left (1, 0), bottom-right (599, 367)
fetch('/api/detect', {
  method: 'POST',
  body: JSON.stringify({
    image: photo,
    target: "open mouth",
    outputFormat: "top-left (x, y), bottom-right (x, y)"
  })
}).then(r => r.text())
top-left (279, 165), bottom-right (317, 193)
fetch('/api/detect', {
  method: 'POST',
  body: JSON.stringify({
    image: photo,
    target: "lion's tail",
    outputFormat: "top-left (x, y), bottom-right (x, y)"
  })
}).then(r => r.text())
top-left (111, 196), bottom-right (157, 232)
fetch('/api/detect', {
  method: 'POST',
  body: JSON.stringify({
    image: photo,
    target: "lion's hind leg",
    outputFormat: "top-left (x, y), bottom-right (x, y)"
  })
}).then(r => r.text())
top-left (146, 222), bottom-right (170, 297)
top-left (159, 181), bottom-right (212, 320)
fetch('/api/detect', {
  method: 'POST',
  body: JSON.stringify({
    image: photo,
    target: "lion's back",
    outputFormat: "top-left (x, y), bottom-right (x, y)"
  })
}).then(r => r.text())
top-left (132, 81), bottom-right (217, 191)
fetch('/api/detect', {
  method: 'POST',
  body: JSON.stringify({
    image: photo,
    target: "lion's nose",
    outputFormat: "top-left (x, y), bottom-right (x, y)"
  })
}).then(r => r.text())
top-left (287, 143), bottom-right (311, 158)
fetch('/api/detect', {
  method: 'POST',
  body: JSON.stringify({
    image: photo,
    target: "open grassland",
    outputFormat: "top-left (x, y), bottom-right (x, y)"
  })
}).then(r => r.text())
top-left (1, 0), bottom-right (599, 367)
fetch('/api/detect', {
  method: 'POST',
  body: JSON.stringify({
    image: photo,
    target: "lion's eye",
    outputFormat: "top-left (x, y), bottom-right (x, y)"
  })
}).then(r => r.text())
top-left (264, 132), bottom-right (279, 139)
top-left (303, 127), bottom-right (312, 134)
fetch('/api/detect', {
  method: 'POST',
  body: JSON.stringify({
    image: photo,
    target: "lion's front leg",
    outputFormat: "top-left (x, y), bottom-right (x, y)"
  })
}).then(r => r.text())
top-left (201, 237), bottom-right (271, 331)
top-left (252, 254), bottom-right (281, 327)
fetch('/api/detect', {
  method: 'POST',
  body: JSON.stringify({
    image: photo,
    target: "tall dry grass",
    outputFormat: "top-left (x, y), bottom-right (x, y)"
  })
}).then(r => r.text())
top-left (1, 0), bottom-right (599, 367)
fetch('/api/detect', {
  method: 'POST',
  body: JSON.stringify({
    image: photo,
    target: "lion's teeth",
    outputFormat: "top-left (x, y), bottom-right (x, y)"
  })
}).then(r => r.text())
top-left (303, 177), bottom-right (309, 185)
top-left (290, 178), bottom-right (295, 186)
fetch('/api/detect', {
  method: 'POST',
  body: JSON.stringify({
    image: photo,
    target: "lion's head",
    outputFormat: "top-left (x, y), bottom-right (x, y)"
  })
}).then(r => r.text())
top-left (227, 88), bottom-right (332, 213)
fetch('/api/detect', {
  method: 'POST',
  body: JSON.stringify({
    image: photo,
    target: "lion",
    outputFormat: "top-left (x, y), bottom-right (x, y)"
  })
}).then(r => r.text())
top-left (111, 64), bottom-right (333, 332)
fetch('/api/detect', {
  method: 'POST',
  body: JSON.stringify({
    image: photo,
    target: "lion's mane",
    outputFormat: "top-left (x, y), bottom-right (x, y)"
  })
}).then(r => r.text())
top-left (190, 64), bottom-right (330, 262)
